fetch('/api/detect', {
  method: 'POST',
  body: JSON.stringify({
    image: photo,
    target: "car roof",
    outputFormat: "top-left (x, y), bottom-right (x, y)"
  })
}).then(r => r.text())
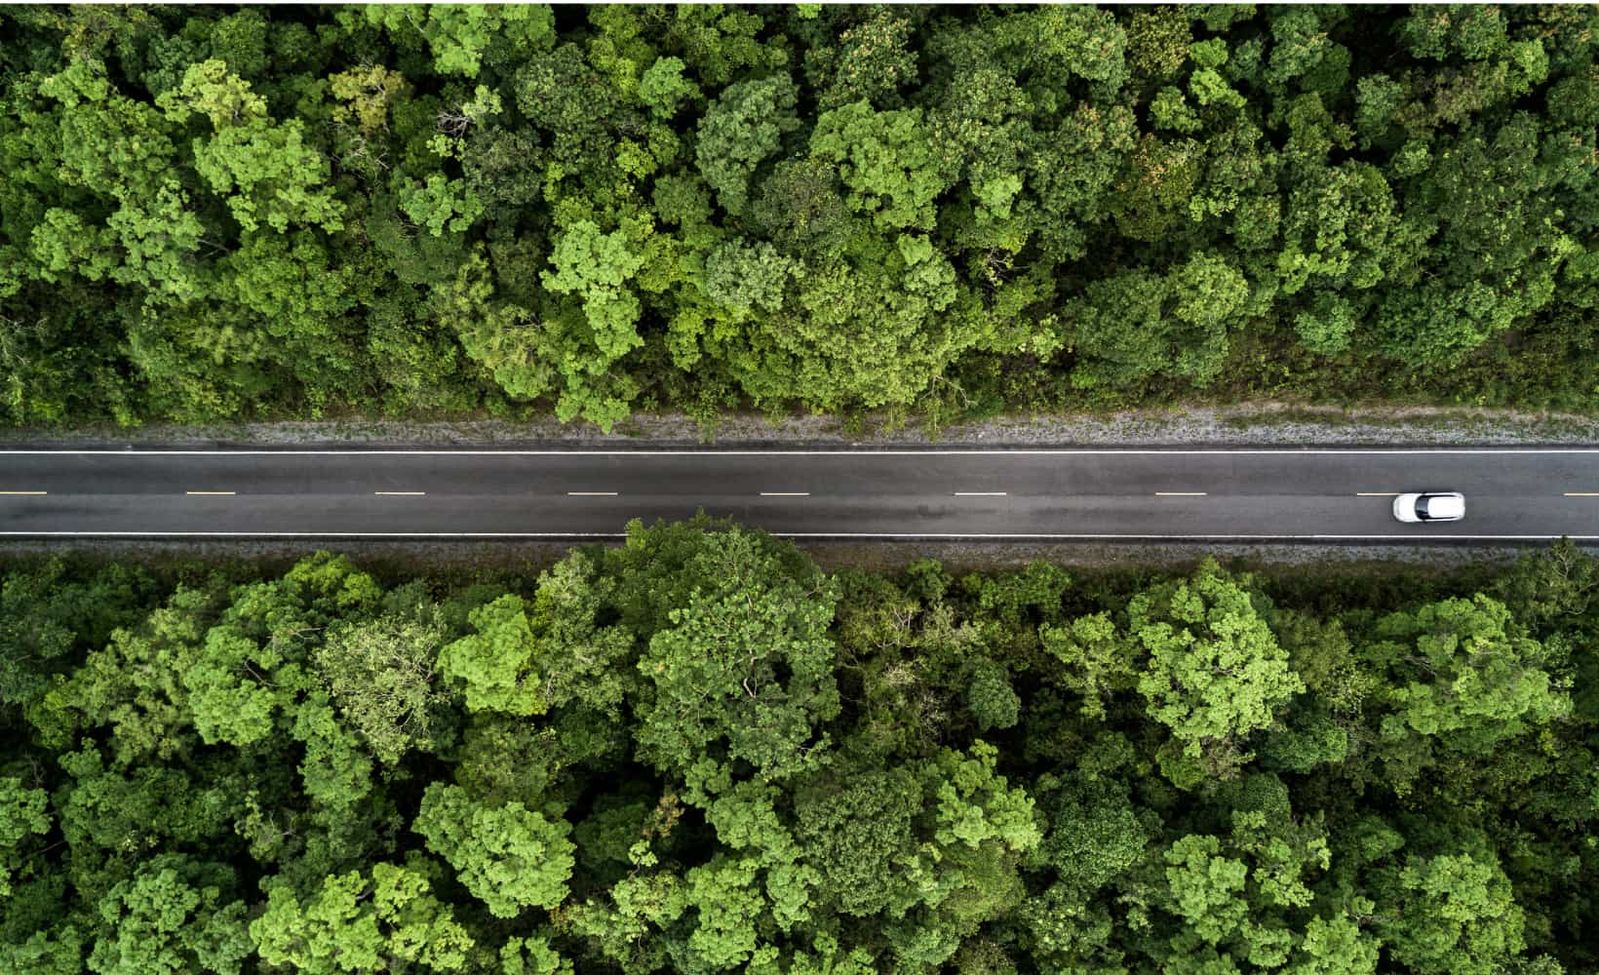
top-left (1426, 494), bottom-right (1465, 518)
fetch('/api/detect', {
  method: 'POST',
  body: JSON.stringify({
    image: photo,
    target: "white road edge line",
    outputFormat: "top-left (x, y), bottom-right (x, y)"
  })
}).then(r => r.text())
top-left (7, 448), bottom-right (1599, 456)
top-left (4, 531), bottom-right (1598, 540)
top-left (374, 491), bottom-right (427, 496)
top-left (953, 491), bottom-right (1007, 497)
top-left (1357, 492), bottom-right (1401, 497)
top-left (1565, 492), bottom-right (1599, 497)
top-left (567, 491), bottom-right (619, 496)
top-left (0, 491), bottom-right (47, 496)
top-left (759, 492), bottom-right (811, 497)
top-left (185, 491), bottom-right (236, 496)
top-left (1155, 492), bottom-right (1207, 497)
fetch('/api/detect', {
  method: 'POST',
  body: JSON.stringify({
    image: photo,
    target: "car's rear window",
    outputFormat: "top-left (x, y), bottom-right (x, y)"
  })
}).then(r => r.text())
top-left (1420, 495), bottom-right (1463, 519)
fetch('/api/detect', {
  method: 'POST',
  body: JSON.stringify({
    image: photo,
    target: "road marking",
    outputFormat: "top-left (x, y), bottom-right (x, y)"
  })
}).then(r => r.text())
top-left (7, 448), bottom-right (1599, 456)
top-left (5, 531), bottom-right (1598, 541)
top-left (760, 492), bottom-right (810, 497)
top-left (185, 491), bottom-right (236, 496)
top-left (0, 491), bottom-right (47, 496)
top-left (1155, 492), bottom-right (1207, 497)
top-left (1565, 492), bottom-right (1599, 497)
top-left (567, 491), bottom-right (619, 496)
top-left (953, 491), bottom-right (1007, 497)
top-left (374, 491), bottom-right (426, 496)
top-left (1357, 492), bottom-right (1401, 497)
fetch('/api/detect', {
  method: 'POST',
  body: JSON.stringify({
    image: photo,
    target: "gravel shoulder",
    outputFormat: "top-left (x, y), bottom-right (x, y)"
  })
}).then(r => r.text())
top-left (5, 402), bottom-right (1599, 448)
top-left (0, 537), bottom-right (1539, 576)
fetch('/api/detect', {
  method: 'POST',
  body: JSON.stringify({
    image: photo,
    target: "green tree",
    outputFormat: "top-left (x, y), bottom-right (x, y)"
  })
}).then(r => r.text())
top-left (87, 856), bottom-right (251, 975)
top-left (695, 73), bottom-right (798, 216)
top-left (1373, 850), bottom-right (1527, 975)
top-left (412, 783), bottom-right (575, 918)
top-left (437, 595), bottom-right (546, 716)
top-left (159, 60), bottom-right (344, 233)
top-left (314, 614), bottom-right (448, 767)
top-left (632, 529), bottom-right (841, 783)
top-left (809, 100), bottom-right (954, 231)
top-left (1364, 594), bottom-right (1571, 790)
top-left (362, 4), bottom-right (555, 78)
top-left (538, 218), bottom-right (651, 428)
top-left (250, 863), bottom-right (474, 974)
top-left (1040, 613), bottom-right (1140, 720)
top-left (0, 777), bottom-right (48, 898)
top-left (1132, 561), bottom-right (1304, 780)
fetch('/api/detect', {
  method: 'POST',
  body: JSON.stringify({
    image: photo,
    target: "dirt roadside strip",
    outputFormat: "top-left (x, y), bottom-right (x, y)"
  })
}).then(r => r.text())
top-left (4, 402), bottom-right (1599, 449)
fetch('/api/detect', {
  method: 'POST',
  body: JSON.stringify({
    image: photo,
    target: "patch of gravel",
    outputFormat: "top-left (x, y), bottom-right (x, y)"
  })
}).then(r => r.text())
top-left (0, 537), bottom-right (1563, 574)
top-left (4, 402), bottom-right (1599, 447)
top-left (799, 540), bottom-right (1553, 572)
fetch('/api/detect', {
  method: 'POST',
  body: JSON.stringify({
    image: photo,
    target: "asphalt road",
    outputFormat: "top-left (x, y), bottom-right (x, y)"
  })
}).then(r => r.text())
top-left (2, 448), bottom-right (1598, 542)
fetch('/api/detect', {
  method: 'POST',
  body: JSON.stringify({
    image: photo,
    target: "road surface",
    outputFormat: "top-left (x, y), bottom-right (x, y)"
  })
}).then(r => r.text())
top-left (1, 448), bottom-right (1597, 542)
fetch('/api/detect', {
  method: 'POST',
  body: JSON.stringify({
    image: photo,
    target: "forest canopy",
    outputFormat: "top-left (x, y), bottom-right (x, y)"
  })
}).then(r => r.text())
top-left (2, 521), bottom-right (1598, 974)
top-left (3, 4), bottom-right (1599, 428)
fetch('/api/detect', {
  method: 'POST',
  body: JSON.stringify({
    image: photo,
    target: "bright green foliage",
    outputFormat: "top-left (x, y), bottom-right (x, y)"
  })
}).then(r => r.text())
top-left (87, 856), bottom-right (251, 975)
top-left (180, 623), bottom-right (294, 748)
top-left (1359, 594), bottom-right (1572, 793)
top-left (0, 778), bottom-right (48, 898)
top-left (412, 783), bottom-right (575, 918)
top-left (703, 239), bottom-right (797, 316)
top-left (538, 219), bottom-right (651, 427)
top-left (1371, 595), bottom-right (1570, 751)
top-left (363, 5), bottom-right (555, 78)
top-left (1163, 834), bottom-right (1252, 946)
top-left (633, 528), bottom-right (841, 782)
top-left (696, 73), bottom-right (798, 216)
top-left (4, 527), bottom-right (1599, 974)
top-left (924, 740), bottom-right (1039, 851)
top-left (500, 936), bottom-right (572, 975)
top-left (524, 549), bottom-right (636, 715)
top-left (162, 60), bottom-right (344, 234)
top-left (810, 101), bottom-right (952, 231)
top-left (1374, 851), bottom-right (1526, 975)
top-left (1132, 561), bottom-right (1304, 775)
top-left (438, 595), bottom-right (546, 716)
top-left (250, 863), bottom-right (474, 974)
top-left (1153, 775), bottom-right (1368, 974)
top-left (1041, 613), bottom-right (1140, 720)
top-left (314, 615), bottom-right (447, 766)
top-left (398, 175), bottom-right (484, 237)
top-left (640, 57), bottom-right (701, 119)
top-left (3, 6), bottom-right (1599, 428)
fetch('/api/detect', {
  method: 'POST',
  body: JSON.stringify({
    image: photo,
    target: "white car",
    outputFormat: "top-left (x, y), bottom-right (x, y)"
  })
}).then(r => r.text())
top-left (1392, 492), bottom-right (1465, 523)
